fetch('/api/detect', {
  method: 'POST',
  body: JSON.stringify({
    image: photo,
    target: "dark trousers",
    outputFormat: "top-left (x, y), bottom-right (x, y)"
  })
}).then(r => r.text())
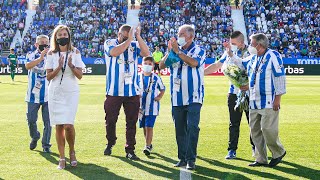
top-left (228, 93), bottom-right (255, 151)
top-left (154, 63), bottom-right (160, 72)
top-left (172, 103), bottom-right (202, 162)
top-left (104, 95), bottom-right (140, 153)
top-left (27, 102), bottom-right (51, 148)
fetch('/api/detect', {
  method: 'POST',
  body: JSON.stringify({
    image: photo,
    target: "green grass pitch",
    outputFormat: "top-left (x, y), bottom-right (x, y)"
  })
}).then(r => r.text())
top-left (0, 75), bottom-right (319, 179)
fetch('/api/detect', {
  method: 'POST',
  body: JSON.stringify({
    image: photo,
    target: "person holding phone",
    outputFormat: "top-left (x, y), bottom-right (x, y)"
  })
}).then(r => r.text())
top-left (25, 35), bottom-right (52, 153)
top-left (45, 25), bottom-right (85, 170)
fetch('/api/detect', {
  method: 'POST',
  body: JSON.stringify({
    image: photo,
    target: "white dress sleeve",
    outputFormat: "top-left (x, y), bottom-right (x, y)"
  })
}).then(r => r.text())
top-left (45, 53), bottom-right (54, 69)
top-left (73, 49), bottom-right (86, 68)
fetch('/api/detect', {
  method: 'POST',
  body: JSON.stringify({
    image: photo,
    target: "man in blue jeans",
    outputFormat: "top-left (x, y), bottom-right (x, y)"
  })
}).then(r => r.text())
top-left (159, 24), bottom-right (206, 170)
top-left (25, 35), bottom-right (51, 152)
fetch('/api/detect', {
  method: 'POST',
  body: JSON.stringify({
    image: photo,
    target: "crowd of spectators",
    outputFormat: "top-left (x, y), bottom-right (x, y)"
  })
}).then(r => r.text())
top-left (0, 0), bottom-right (27, 55)
top-left (6, 0), bottom-right (319, 59)
top-left (244, 0), bottom-right (320, 58)
top-left (138, 0), bottom-right (233, 59)
top-left (22, 0), bottom-right (127, 58)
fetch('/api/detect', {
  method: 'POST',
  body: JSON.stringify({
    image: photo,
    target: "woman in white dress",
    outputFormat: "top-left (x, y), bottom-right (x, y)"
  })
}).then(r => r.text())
top-left (45, 25), bottom-right (85, 170)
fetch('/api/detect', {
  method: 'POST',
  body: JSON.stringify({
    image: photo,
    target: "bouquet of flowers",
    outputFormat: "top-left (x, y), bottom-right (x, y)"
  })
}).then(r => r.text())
top-left (222, 61), bottom-right (249, 112)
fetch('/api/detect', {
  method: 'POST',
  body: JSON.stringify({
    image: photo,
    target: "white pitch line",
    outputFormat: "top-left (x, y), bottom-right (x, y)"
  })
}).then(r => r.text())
top-left (180, 168), bottom-right (192, 180)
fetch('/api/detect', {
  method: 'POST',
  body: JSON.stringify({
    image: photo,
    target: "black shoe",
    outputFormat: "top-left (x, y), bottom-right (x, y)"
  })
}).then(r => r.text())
top-left (186, 161), bottom-right (196, 170)
top-left (43, 148), bottom-right (51, 153)
top-left (174, 160), bottom-right (187, 167)
top-left (29, 139), bottom-right (38, 150)
top-left (269, 151), bottom-right (286, 167)
top-left (248, 161), bottom-right (268, 167)
top-left (143, 144), bottom-right (153, 156)
top-left (104, 145), bottom-right (113, 156)
top-left (126, 152), bottom-right (140, 160)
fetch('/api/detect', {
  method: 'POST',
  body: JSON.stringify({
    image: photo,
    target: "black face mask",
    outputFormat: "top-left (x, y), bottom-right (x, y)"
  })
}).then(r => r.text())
top-left (39, 44), bottom-right (49, 51)
top-left (56, 38), bottom-right (69, 46)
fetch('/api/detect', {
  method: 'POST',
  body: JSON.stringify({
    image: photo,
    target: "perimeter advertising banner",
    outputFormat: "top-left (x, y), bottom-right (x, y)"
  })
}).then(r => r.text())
top-left (2, 57), bottom-right (320, 65)
top-left (0, 64), bottom-right (319, 76)
top-left (1, 56), bottom-right (319, 75)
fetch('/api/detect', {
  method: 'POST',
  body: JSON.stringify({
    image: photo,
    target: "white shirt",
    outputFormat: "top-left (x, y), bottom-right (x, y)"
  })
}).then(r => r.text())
top-left (104, 39), bottom-right (141, 97)
top-left (45, 48), bottom-right (86, 92)
top-left (25, 51), bottom-right (49, 103)
top-left (237, 49), bottom-right (286, 109)
top-left (169, 42), bottom-right (206, 106)
top-left (139, 73), bottom-right (165, 116)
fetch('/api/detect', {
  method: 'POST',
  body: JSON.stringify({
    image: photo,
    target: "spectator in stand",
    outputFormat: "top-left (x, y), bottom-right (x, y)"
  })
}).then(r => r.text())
top-left (243, 0), bottom-right (319, 58)
top-left (22, 0), bottom-right (127, 58)
top-left (131, 0), bottom-right (135, 9)
top-left (18, 21), bottom-right (25, 37)
top-left (0, 1), bottom-right (27, 49)
top-left (235, 0), bottom-right (240, 9)
top-left (139, 0), bottom-right (233, 58)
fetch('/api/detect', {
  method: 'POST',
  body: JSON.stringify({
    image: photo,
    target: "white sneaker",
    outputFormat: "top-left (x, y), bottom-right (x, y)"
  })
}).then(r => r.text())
top-left (143, 145), bottom-right (152, 156)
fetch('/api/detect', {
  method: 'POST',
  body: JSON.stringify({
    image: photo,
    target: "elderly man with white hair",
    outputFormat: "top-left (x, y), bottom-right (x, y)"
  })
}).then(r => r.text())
top-left (228, 33), bottom-right (287, 167)
top-left (159, 24), bottom-right (206, 170)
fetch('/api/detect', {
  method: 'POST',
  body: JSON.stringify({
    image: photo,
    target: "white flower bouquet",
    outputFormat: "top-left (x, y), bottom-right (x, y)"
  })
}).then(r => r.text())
top-left (222, 61), bottom-right (249, 112)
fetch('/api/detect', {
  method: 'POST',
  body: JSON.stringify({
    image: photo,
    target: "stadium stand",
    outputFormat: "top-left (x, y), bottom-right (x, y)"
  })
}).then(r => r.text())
top-left (138, 0), bottom-right (233, 59)
top-left (22, 0), bottom-right (127, 57)
top-left (0, 0), bottom-right (27, 55)
top-left (4, 0), bottom-right (319, 58)
top-left (243, 0), bottom-right (320, 58)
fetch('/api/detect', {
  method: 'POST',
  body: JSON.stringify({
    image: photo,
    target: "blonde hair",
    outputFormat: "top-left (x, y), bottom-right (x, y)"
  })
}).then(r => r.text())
top-left (36, 35), bottom-right (49, 43)
top-left (50, 25), bottom-right (74, 53)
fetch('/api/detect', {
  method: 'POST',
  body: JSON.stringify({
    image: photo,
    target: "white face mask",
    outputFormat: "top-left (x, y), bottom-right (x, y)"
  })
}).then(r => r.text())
top-left (143, 64), bottom-right (153, 73)
top-left (230, 44), bottom-right (238, 52)
top-left (177, 37), bottom-right (187, 46)
top-left (248, 45), bottom-right (258, 55)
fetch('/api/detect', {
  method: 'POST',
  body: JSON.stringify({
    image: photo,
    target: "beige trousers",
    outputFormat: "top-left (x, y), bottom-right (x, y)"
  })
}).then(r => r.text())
top-left (249, 108), bottom-right (286, 164)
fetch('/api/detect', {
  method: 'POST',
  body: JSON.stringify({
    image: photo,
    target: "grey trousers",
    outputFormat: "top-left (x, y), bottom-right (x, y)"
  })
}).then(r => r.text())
top-left (249, 108), bottom-right (286, 164)
top-left (27, 102), bottom-right (52, 148)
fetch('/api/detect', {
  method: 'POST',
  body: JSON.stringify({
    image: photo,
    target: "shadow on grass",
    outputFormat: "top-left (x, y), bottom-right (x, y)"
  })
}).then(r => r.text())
top-left (14, 80), bottom-right (28, 83)
top-left (113, 153), bottom-right (251, 179)
top-left (198, 156), bottom-right (290, 179)
top-left (274, 161), bottom-right (320, 179)
top-left (37, 150), bottom-right (129, 179)
top-left (224, 157), bottom-right (320, 179)
top-left (0, 80), bottom-right (28, 84)
top-left (0, 82), bottom-right (23, 85)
